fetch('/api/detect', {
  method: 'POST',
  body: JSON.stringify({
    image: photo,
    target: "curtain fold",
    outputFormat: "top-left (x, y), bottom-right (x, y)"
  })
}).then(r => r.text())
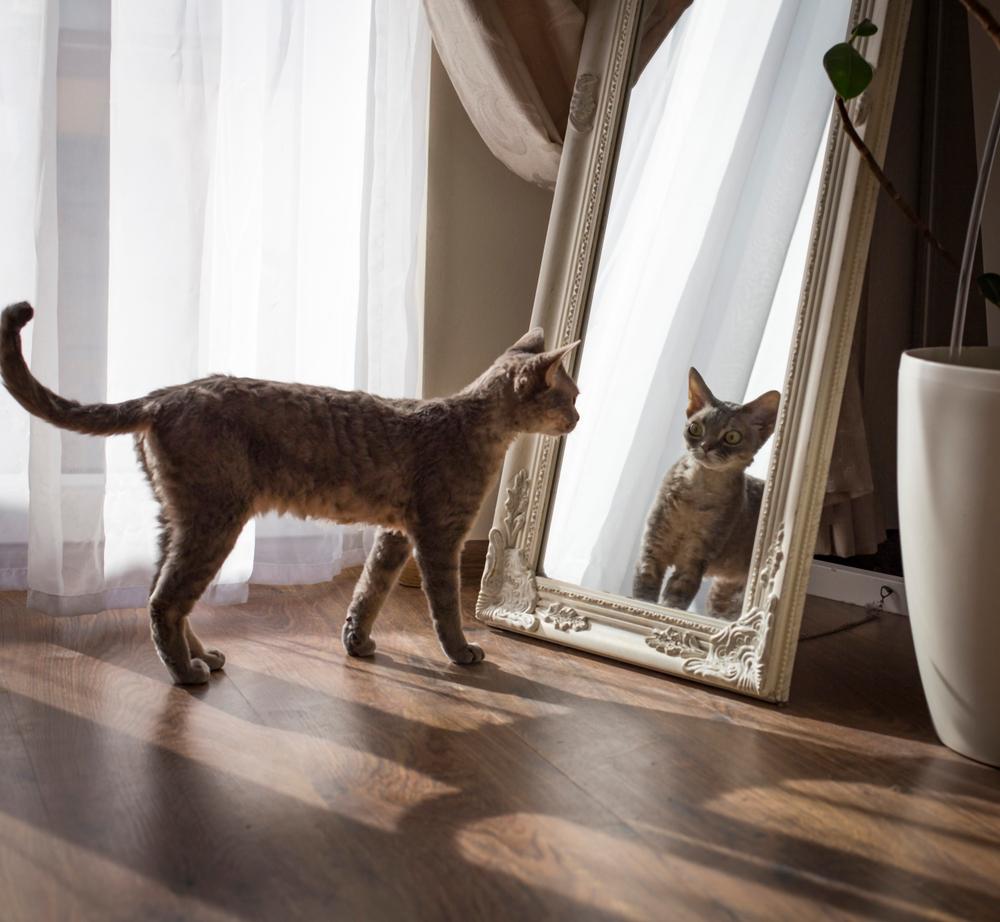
top-left (422, 0), bottom-right (692, 188)
top-left (0, 0), bottom-right (429, 613)
top-left (814, 351), bottom-right (886, 557)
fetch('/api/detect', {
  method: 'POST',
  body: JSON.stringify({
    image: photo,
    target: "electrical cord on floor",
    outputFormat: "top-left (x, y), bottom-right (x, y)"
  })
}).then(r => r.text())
top-left (798, 585), bottom-right (896, 641)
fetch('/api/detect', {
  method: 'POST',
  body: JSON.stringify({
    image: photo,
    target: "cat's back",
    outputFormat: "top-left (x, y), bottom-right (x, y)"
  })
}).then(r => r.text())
top-left (145, 374), bottom-right (421, 466)
top-left (151, 374), bottom-right (409, 423)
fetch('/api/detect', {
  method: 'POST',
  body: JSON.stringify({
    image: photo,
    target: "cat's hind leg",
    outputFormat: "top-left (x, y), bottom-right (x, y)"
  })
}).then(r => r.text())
top-left (706, 578), bottom-right (745, 620)
top-left (413, 537), bottom-right (483, 665)
top-left (148, 509), bottom-right (245, 685)
top-left (150, 515), bottom-right (226, 671)
top-left (185, 622), bottom-right (226, 672)
top-left (342, 528), bottom-right (411, 657)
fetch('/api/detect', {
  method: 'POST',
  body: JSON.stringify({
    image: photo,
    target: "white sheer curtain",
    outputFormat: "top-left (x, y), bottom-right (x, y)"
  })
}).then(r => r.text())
top-left (0, 0), bottom-right (430, 613)
top-left (543, 0), bottom-right (848, 599)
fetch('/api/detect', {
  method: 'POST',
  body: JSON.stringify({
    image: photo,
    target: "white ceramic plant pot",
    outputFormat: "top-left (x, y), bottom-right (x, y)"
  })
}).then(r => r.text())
top-left (898, 347), bottom-right (1000, 767)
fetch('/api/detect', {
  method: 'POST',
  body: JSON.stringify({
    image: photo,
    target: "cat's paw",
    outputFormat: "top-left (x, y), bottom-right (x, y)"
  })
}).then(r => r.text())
top-left (171, 658), bottom-right (211, 686)
top-left (342, 623), bottom-right (377, 658)
top-left (449, 643), bottom-right (485, 665)
top-left (200, 648), bottom-right (226, 671)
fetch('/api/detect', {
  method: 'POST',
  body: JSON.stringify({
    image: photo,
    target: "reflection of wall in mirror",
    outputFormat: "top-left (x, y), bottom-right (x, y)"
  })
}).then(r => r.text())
top-left (543, 0), bottom-right (851, 603)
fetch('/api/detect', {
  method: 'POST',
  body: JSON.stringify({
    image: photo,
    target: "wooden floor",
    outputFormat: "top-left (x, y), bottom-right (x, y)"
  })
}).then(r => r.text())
top-left (1, 576), bottom-right (998, 922)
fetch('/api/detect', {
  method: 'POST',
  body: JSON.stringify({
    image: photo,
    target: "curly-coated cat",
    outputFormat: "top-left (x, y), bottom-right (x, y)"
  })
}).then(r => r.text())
top-left (633, 367), bottom-right (779, 618)
top-left (2, 302), bottom-right (579, 684)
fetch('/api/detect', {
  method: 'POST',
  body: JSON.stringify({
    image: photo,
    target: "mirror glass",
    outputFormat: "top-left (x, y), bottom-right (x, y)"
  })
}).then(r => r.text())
top-left (542, 0), bottom-right (851, 617)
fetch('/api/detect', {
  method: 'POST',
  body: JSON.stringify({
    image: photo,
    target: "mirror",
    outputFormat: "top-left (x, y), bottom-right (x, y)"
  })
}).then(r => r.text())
top-left (543, 1), bottom-right (849, 617)
top-left (476, 0), bottom-right (911, 702)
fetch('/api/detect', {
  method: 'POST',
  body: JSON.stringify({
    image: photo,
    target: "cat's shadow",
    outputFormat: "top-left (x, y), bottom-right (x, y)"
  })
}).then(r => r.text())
top-left (184, 651), bottom-right (1000, 919)
top-left (26, 606), bottom-right (1000, 920)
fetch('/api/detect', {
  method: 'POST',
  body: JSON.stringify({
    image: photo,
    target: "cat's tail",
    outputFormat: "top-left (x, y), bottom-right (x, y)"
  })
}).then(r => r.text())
top-left (1, 302), bottom-right (151, 435)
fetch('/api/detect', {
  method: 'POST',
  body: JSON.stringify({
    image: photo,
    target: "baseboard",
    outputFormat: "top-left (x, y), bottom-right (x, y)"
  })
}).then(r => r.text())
top-left (397, 539), bottom-right (489, 590)
top-left (807, 560), bottom-right (908, 615)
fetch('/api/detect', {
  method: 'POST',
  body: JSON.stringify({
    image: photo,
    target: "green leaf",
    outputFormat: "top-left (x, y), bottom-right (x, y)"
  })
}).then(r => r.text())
top-left (977, 272), bottom-right (1000, 306)
top-left (823, 43), bottom-right (874, 99)
top-left (851, 18), bottom-right (878, 38)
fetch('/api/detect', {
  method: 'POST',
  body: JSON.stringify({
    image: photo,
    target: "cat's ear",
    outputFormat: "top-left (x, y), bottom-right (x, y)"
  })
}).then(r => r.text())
top-left (542, 341), bottom-right (581, 387)
top-left (514, 341), bottom-right (580, 394)
top-left (687, 367), bottom-right (717, 417)
top-left (505, 328), bottom-right (546, 355)
top-left (743, 390), bottom-right (781, 440)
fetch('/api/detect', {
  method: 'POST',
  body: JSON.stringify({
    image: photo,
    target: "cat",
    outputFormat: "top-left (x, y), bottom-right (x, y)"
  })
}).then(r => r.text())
top-left (633, 367), bottom-right (780, 619)
top-left (1, 302), bottom-right (580, 684)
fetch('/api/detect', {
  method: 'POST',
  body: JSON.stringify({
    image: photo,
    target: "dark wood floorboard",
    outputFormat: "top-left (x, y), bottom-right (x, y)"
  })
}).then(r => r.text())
top-left (0, 579), bottom-right (997, 922)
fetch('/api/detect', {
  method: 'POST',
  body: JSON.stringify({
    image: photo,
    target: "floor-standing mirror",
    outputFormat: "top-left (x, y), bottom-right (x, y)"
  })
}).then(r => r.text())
top-left (477, 0), bottom-right (911, 701)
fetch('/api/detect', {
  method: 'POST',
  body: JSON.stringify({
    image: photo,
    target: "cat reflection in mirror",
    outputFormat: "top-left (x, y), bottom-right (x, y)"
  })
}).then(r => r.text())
top-left (633, 368), bottom-right (780, 619)
top-left (1, 303), bottom-right (580, 684)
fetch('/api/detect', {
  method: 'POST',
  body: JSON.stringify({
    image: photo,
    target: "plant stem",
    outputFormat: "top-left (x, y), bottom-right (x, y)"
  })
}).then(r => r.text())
top-left (956, 0), bottom-right (1000, 54)
top-left (835, 97), bottom-right (960, 270)
top-left (950, 87), bottom-right (1000, 356)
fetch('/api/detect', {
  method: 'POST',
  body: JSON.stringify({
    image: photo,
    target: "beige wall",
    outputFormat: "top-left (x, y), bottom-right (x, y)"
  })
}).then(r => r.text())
top-left (969, 0), bottom-right (1000, 345)
top-left (423, 49), bottom-right (554, 539)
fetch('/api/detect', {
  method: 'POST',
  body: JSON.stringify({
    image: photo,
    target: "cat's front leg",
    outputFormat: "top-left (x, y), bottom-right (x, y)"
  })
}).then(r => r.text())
top-left (633, 543), bottom-right (670, 602)
top-left (342, 528), bottom-right (412, 657)
top-left (707, 578), bottom-right (745, 620)
top-left (660, 559), bottom-right (706, 612)
top-left (634, 496), bottom-right (673, 602)
top-left (412, 539), bottom-right (484, 665)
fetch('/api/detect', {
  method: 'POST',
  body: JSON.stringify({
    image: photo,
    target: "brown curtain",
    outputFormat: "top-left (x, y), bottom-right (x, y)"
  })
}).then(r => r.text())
top-left (422, 0), bottom-right (692, 189)
top-left (817, 0), bottom-right (989, 558)
top-left (814, 343), bottom-right (886, 556)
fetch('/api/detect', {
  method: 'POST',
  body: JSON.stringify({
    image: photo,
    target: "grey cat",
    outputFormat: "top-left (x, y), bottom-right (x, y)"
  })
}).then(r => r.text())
top-left (1, 302), bottom-right (579, 684)
top-left (633, 368), bottom-right (779, 618)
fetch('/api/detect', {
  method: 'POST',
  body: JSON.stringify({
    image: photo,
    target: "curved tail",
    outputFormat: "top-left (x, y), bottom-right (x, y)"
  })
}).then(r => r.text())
top-left (1, 302), bottom-right (151, 435)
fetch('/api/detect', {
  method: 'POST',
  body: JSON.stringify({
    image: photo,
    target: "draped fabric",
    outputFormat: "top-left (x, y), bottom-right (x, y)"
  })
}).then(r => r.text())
top-left (0, 0), bottom-right (430, 613)
top-left (422, 0), bottom-right (693, 188)
top-left (814, 356), bottom-right (886, 557)
top-left (542, 0), bottom-right (851, 599)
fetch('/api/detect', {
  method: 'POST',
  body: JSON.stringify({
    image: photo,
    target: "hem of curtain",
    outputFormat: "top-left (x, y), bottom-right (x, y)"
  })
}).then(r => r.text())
top-left (25, 582), bottom-right (251, 617)
top-left (249, 548), bottom-right (369, 586)
top-left (0, 569), bottom-right (28, 590)
top-left (15, 548), bottom-right (372, 616)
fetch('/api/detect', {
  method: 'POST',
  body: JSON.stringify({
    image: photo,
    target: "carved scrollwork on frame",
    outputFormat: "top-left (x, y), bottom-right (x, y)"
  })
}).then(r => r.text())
top-left (569, 74), bottom-right (600, 132)
top-left (477, 470), bottom-right (540, 631)
top-left (539, 602), bottom-right (590, 633)
top-left (645, 524), bottom-right (786, 693)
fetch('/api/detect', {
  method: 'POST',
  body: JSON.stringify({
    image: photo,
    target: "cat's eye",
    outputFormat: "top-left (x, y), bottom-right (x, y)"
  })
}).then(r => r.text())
top-left (724, 430), bottom-right (743, 445)
top-left (687, 421), bottom-right (704, 438)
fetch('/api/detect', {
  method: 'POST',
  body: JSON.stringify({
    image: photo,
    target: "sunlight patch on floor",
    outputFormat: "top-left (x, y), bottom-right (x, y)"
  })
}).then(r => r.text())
top-left (708, 780), bottom-right (1000, 900)
top-left (0, 646), bottom-right (458, 832)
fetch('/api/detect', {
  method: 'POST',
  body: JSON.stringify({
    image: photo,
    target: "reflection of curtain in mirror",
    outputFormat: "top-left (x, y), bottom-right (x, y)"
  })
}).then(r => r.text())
top-left (0, 0), bottom-right (429, 612)
top-left (543, 0), bottom-right (850, 597)
top-left (422, 0), bottom-right (693, 188)
top-left (814, 344), bottom-right (885, 557)
top-left (815, 0), bottom-right (990, 559)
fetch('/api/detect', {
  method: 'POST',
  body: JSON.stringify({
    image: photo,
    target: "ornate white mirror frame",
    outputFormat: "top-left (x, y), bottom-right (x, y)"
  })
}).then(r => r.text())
top-left (476, 0), bottom-right (911, 702)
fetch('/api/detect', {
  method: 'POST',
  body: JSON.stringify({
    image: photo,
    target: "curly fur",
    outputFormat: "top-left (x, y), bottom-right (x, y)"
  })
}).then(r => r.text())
top-left (2, 303), bottom-right (580, 683)
top-left (633, 367), bottom-right (779, 619)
